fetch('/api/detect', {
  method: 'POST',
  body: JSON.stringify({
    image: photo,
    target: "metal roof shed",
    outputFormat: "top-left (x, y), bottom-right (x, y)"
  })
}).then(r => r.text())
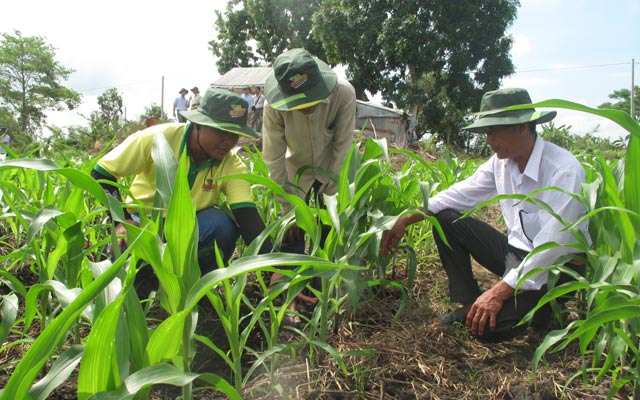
top-left (355, 100), bottom-right (409, 145)
top-left (210, 67), bottom-right (272, 92)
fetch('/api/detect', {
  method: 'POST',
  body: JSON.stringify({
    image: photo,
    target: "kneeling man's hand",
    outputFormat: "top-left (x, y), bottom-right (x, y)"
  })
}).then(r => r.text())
top-left (466, 281), bottom-right (514, 336)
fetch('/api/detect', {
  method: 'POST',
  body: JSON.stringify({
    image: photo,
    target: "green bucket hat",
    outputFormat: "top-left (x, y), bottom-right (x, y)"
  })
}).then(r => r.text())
top-left (265, 48), bottom-right (338, 111)
top-left (463, 88), bottom-right (556, 133)
top-left (180, 88), bottom-right (260, 138)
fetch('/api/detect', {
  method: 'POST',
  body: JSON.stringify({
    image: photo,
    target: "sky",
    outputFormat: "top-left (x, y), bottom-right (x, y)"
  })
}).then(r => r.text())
top-left (1, 0), bottom-right (639, 140)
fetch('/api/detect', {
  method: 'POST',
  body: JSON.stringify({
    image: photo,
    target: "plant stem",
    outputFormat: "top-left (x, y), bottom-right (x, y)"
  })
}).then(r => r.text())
top-left (181, 312), bottom-right (194, 400)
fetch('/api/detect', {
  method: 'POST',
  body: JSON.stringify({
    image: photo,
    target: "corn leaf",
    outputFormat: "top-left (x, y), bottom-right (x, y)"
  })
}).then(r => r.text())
top-left (186, 253), bottom-right (360, 309)
top-left (163, 149), bottom-right (198, 289)
top-left (77, 296), bottom-right (125, 400)
top-left (27, 345), bottom-right (84, 400)
top-left (0, 246), bottom-right (129, 400)
top-left (150, 132), bottom-right (177, 207)
top-left (145, 310), bottom-right (188, 366)
top-left (0, 294), bottom-right (18, 344)
top-left (87, 364), bottom-right (240, 400)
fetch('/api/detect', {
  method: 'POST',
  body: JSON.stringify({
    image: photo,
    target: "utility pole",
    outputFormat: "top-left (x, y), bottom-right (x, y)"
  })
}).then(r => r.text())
top-left (161, 76), bottom-right (165, 118)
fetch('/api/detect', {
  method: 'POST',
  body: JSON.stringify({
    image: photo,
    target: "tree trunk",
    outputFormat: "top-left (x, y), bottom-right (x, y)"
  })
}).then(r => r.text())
top-left (408, 64), bottom-right (419, 118)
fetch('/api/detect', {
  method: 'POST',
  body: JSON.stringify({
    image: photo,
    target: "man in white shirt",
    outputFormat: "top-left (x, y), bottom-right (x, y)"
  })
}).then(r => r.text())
top-left (251, 86), bottom-right (265, 132)
top-left (381, 88), bottom-right (589, 341)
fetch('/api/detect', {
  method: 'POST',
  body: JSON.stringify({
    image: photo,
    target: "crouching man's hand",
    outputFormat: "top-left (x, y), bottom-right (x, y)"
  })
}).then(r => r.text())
top-left (381, 218), bottom-right (410, 256)
top-left (466, 280), bottom-right (514, 336)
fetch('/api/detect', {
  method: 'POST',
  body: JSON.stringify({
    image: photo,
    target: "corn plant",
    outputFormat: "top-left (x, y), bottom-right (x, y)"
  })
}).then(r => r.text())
top-left (0, 156), bottom-right (131, 400)
top-left (389, 147), bottom-right (481, 257)
top-left (0, 136), bottom-right (367, 398)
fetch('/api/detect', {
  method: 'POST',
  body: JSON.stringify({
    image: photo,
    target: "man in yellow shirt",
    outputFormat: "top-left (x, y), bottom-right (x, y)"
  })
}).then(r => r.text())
top-left (92, 88), bottom-right (270, 284)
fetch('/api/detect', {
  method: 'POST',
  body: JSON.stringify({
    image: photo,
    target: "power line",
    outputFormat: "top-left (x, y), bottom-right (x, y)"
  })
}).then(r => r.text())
top-left (516, 62), bottom-right (631, 73)
top-left (71, 79), bottom-right (162, 94)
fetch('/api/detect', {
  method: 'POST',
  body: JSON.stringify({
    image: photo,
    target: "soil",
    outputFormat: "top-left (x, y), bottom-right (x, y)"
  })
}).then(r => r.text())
top-left (0, 142), bottom-right (627, 399)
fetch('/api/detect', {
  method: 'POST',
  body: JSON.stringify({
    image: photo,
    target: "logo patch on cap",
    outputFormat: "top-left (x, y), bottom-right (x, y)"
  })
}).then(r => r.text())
top-left (289, 73), bottom-right (308, 89)
top-left (228, 104), bottom-right (247, 118)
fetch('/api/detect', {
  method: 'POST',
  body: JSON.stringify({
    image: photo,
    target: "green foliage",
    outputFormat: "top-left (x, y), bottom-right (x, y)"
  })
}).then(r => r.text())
top-left (209, 0), bottom-right (326, 73)
top-left (598, 85), bottom-right (640, 121)
top-left (540, 122), bottom-right (626, 160)
top-left (0, 30), bottom-right (81, 136)
top-left (314, 0), bottom-right (518, 145)
top-left (91, 88), bottom-right (124, 133)
top-left (1, 97), bottom-right (639, 397)
top-left (138, 102), bottom-right (169, 125)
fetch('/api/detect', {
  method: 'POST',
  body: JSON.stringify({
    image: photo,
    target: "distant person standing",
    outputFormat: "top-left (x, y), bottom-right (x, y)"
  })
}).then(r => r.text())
top-left (173, 88), bottom-right (189, 122)
top-left (0, 127), bottom-right (10, 159)
top-left (242, 87), bottom-right (253, 106)
top-left (190, 87), bottom-right (202, 110)
top-left (242, 87), bottom-right (254, 123)
top-left (251, 86), bottom-right (265, 132)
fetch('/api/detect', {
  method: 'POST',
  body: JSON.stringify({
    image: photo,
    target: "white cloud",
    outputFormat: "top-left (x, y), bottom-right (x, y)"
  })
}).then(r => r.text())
top-left (510, 34), bottom-right (531, 57)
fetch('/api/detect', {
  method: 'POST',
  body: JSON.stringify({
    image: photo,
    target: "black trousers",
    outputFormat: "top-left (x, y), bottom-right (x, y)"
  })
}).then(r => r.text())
top-left (432, 209), bottom-right (555, 340)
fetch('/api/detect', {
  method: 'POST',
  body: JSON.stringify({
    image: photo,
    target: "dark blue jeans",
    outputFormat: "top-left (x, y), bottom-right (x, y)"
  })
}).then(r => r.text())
top-left (133, 207), bottom-right (239, 297)
top-left (196, 207), bottom-right (239, 273)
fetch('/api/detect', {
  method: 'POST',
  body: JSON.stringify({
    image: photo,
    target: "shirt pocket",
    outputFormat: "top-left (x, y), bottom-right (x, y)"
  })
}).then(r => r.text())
top-left (518, 204), bottom-right (541, 243)
top-left (322, 123), bottom-right (336, 146)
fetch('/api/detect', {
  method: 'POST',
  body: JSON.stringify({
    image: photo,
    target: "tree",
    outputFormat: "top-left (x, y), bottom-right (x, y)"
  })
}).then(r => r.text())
top-left (212, 1), bottom-right (518, 150)
top-left (0, 30), bottom-right (81, 136)
top-left (85, 88), bottom-right (124, 149)
top-left (94, 88), bottom-right (123, 131)
top-left (138, 102), bottom-right (168, 124)
top-left (598, 86), bottom-right (640, 121)
top-left (314, 0), bottom-right (518, 148)
top-left (209, 0), bottom-right (326, 73)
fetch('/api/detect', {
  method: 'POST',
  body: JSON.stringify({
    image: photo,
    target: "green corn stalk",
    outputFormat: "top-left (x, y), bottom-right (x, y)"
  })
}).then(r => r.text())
top-left (0, 239), bottom-right (131, 400)
top-left (90, 136), bottom-right (355, 398)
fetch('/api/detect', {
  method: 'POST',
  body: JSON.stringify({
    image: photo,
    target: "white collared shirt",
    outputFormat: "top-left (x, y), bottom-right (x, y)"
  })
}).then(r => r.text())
top-left (428, 136), bottom-right (589, 290)
top-left (253, 93), bottom-right (265, 109)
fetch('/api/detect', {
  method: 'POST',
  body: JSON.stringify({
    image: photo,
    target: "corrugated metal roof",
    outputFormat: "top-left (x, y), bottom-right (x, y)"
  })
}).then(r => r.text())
top-left (356, 100), bottom-right (406, 117)
top-left (210, 67), bottom-right (272, 89)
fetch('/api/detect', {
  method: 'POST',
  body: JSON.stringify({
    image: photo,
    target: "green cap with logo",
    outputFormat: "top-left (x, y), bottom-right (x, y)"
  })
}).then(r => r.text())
top-left (265, 48), bottom-right (338, 111)
top-left (180, 88), bottom-right (260, 138)
top-left (463, 88), bottom-right (557, 133)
